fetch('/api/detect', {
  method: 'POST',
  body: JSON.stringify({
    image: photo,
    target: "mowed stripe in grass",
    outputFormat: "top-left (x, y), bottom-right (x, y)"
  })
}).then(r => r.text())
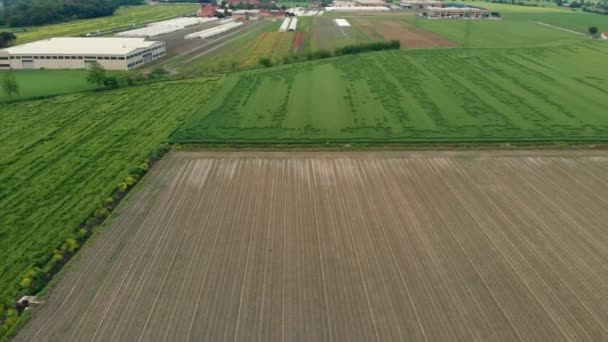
top-left (171, 43), bottom-right (608, 144)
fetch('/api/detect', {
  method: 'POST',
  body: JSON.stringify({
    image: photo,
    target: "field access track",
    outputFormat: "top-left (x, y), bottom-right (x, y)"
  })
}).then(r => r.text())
top-left (17, 151), bottom-right (608, 341)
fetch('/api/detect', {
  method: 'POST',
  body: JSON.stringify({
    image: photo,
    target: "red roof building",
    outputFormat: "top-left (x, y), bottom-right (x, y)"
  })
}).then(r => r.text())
top-left (260, 10), bottom-right (286, 17)
top-left (197, 4), bottom-right (217, 17)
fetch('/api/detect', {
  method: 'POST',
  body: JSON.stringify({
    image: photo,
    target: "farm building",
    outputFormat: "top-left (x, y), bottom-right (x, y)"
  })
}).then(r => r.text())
top-left (325, 6), bottom-right (389, 11)
top-left (354, 0), bottom-right (387, 6)
top-left (331, 0), bottom-right (355, 7)
top-left (117, 17), bottom-right (218, 38)
top-left (423, 6), bottom-right (488, 18)
top-left (261, 10), bottom-right (286, 18)
top-left (232, 9), bottom-right (261, 20)
top-left (185, 21), bottom-right (243, 39)
top-left (0, 37), bottom-right (165, 70)
top-left (400, 0), bottom-right (443, 8)
top-left (198, 4), bottom-right (218, 17)
top-left (602, 32), bottom-right (608, 40)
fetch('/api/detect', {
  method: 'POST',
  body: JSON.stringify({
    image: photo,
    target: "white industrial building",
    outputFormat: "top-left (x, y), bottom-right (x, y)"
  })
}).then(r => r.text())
top-left (184, 21), bottom-right (243, 39)
top-left (400, 0), bottom-right (443, 8)
top-left (117, 17), bottom-right (218, 38)
top-left (325, 6), bottom-right (389, 11)
top-left (0, 37), bottom-right (165, 71)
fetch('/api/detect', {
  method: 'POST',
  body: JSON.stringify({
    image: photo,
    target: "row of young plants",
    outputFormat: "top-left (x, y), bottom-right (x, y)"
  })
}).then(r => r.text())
top-left (0, 144), bottom-right (171, 340)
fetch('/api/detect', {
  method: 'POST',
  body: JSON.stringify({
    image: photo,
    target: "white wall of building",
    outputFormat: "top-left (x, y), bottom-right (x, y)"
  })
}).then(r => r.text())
top-left (0, 38), bottom-right (166, 70)
top-left (1, 39), bottom-right (166, 70)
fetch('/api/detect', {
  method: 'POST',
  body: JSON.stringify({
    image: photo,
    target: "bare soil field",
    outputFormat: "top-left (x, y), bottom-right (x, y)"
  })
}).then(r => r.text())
top-left (354, 18), bottom-right (456, 48)
top-left (16, 151), bottom-right (608, 341)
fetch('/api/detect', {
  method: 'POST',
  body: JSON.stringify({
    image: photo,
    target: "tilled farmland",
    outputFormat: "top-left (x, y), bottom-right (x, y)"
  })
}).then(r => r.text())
top-left (16, 151), bottom-right (608, 341)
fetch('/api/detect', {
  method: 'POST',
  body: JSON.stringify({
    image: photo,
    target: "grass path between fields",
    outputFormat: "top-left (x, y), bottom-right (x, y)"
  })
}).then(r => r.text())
top-left (532, 21), bottom-right (586, 36)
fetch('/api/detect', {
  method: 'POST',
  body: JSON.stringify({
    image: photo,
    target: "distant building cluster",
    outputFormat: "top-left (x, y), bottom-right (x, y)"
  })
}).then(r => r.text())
top-left (399, 0), bottom-right (443, 9)
top-left (423, 4), bottom-right (489, 19)
top-left (331, 0), bottom-right (387, 7)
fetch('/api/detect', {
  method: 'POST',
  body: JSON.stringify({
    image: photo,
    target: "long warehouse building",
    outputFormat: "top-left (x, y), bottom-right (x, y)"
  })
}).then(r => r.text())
top-left (0, 37), bottom-right (165, 71)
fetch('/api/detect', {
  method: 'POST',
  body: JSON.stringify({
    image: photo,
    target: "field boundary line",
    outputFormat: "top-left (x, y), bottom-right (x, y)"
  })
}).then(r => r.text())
top-left (232, 160), bottom-right (263, 342)
top-left (531, 21), bottom-right (585, 36)
top-left (185, 161), bottom-right (239, 340)
top-left (309, 161), bottom-right (336, 342)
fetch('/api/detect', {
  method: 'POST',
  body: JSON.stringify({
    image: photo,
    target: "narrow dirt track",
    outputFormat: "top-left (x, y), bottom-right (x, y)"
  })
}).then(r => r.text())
top-left (16, 151), bottom-right (608, 342)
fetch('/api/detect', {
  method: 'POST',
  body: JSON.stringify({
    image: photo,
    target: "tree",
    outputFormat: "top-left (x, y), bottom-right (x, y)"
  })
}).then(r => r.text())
top-left (258, 57), bottom-right (272, 67)
top-left (102, 76), bottom-right (119, 88)
top-left (589, 26), bottom-right (598, 35)
top-left (2, 73), bottom-right (20, 100)
top-left (86, 62), bottom-right (106, 87)
top-left (0, 32), bottom-right (17, 48)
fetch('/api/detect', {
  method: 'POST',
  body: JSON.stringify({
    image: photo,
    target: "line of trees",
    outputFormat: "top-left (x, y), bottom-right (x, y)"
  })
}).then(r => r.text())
top-left (0, 32), bottom-right (17, 48)
top-left (1, 0), bottom-right (145, 27)
top-left (2, 73), bottom-right (20, 100)
top-left (260, 40), bottom-right (401, 68)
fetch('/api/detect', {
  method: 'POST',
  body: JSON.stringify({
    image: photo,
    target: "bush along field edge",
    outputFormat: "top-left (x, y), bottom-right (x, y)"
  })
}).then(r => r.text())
top-left (0, 143), bottom-right (171, 341)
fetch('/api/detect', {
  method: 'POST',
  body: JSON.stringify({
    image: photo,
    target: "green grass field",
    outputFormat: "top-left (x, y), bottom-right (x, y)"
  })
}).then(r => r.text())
top-left (0, 78), bottom-right (223, 328)
top-left (172, 42), bottom-right (608, 144)
top-left (0, 70), bottom-right (97, 101)
top-left (8, 5), bottom-right (199, 45)
top-left (403, 4), bottom-right (608, 48)
top-left (407, 15), bottom-right (581, 48)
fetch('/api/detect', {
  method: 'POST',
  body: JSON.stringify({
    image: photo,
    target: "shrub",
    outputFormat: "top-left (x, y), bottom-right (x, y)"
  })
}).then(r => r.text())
top-left (102, 76), bottom-right (119, 88)
top-left (117, 182), bottom-right (128, 192)
top-left (103, 197), bottom-right (114, 206)
top-left (258, 57), bottom-right (272, 67)
top-left (150, 67), bottom-right (169, 78)
top-left (589, 26), bottom-right (598, 35)
top-left (139, 162), bottom-right (149, 172)
top-left (52, 253), bottom-right (64, 262)
top-left (94, 207), bottom-right (110, 219)
top-left (306, 50), bottom-right (332, 61)
top-left (66, 238), bottom-right (79, 253)
top-left (77, 228), bottom-right (89, 241)
top-left (151, 144), bottom-right (170, 159)
top-left (19, 277), bottom-right (31, 289)
top-left (124, 176), bottom-right (136, 186)
top-left (334, 40), bottom-right (400, 56)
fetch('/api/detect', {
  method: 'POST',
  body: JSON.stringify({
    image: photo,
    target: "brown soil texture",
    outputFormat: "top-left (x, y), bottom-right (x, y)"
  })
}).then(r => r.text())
top-left (355, 18), bottom-right (456, 48)
top-left (16, 151), bottom-right (608, 341)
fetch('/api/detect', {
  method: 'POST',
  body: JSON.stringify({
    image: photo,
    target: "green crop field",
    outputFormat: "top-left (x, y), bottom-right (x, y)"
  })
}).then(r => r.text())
top-left (172, 42), bottom-right (608, 144)
top-left (0, 78), bottom-right (222, 325)
top-left (9, 5), bottom-right (199, 45)
top-left (0, 70), bottom-right (97, 101)
top-left (171, 21), bottom-right (276, 74)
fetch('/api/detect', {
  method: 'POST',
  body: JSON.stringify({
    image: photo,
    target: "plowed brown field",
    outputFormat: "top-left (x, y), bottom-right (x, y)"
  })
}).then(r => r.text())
top-left (16, 151), bottom-right (608, 342)
top-left (354, 18), bottom-right (455, 48)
